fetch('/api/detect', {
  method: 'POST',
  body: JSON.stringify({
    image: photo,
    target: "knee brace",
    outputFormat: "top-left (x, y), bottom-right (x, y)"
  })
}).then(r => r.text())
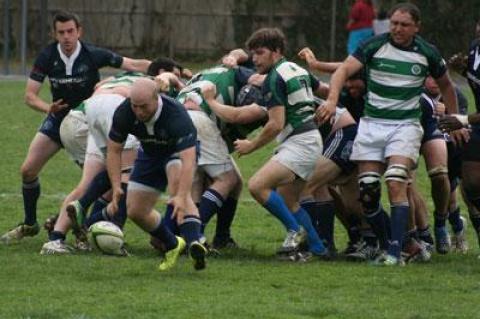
top-left (384, 164), bottom-right (409, 183)
top-left (358, 172), bottom-right (382, 212)
top-left (427, 165), bottom-right (448, 179)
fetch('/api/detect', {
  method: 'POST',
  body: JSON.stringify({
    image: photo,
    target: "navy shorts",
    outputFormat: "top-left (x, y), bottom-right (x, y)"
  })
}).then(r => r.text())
top-left (38, 113), bottom-right (64, 146)
top-left (323, 124), bottom-right (358, 175)
top-left (462, 127), bottom-right (480, 162)
top-left (421, 118), bottom-right (444, 144)
top-left (129, 148), bottom-right (171, 192)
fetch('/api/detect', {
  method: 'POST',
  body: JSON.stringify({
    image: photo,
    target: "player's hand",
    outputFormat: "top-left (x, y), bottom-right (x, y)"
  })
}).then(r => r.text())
top-left (316, 100), bottom-right (336, 124)
top-left (298, 47), bottom-right (317, 67)
top-left (201, 82), bottom-right (217, 101)
top-left (234, 139), bottom-right (255, 156)
top-left (439, 114), bottom-right (468, 132)
top-left (154, 75), bottom-right (170, 92)
top-left (48, 99), bottom-right (68, 113)
top-left (108, 186), bottom-right (124, 215)
top-left (168, 196), bottom-right (186, 222)
top-left (449, 128), bottom-right (470, 147)
top-left (434, 102), bottom-right (446, 117)
top-left (222, 55), bottom-right (238, 68)
top-left (448, 52), bottom-right (468, 75)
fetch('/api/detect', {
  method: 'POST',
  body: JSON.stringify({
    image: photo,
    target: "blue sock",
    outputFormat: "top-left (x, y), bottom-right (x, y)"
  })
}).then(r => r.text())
top-left (179, 215), bottom-right (202, 245)
top-left (448, 207), bottom-right (464, 233)
top-left (199, 188), bottom-right (224, 233)
top-left (49, 230), bottom-right (65, 241)
top-left (264, 191), bottom-right (300, 232)
top-left (149, 219), bottom-right (178, 251)
top-left (215, 197), bottom-right (237, 240)
top-left (160, 203), bottom-right (179, 235)
top-left (85, 208), bottom-right (108, 229)
top-left (22, 178), bottom-right (40, 225)
top-left (78, 170), bottom-right (111, 210)
top-left (316, 201), bottom-right (336, 248)
top-left (434, 211), bottom-right (448, 228)
top-left (387, 204), bottom-right (409, 259)
top-left (365, 205), bottom-right (391, 250)
top-left (111, 183), bottom-right (128, 228)
top-left (293, 207), bottom-right (325, 254)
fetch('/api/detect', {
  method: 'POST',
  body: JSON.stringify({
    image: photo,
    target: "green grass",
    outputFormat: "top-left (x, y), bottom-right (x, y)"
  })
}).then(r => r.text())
top-left (0, 80), bottom-right (479, 319)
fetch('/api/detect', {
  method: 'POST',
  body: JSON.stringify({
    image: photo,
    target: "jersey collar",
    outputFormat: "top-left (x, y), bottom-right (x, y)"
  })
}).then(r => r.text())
top-left (57, 41), bottom-right (82, 76)
top-left (144, 96), bottom-right (163, 134)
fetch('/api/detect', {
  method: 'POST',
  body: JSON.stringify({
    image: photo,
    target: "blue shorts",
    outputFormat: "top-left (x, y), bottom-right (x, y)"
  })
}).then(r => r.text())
top-left (421, 118), bottom-right (444, 144)
top-left (323, 124), bottom-right (358, 175)
top-left (129, 148), bottom-right (172, 192)
top-left (38, 113), bottom-right (64, 146)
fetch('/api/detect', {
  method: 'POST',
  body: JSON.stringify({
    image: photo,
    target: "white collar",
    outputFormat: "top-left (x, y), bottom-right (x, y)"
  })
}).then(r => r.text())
top-left (57, 41), bottom-right (82, 75)
top-left (144, 96), bottom-right (163, 134)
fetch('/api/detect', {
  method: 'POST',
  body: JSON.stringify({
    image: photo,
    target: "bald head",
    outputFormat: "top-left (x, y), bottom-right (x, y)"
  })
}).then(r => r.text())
top-left (130, 78), bottom-right (159, 122)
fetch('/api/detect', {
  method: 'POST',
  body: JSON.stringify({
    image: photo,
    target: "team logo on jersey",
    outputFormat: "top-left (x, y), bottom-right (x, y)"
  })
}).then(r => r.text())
top-left (411, 64), bottom-right (422, 75)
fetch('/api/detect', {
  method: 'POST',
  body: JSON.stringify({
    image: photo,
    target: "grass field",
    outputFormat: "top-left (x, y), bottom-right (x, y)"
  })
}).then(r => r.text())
top-left (0, 80), bottom-right (479, 319)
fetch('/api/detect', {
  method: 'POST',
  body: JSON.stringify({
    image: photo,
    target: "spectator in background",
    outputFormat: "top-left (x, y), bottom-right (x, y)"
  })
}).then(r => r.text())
top-left (373, 8), bottom-right (389, 35)
top-left (346, 0), bottom-right (375, 54)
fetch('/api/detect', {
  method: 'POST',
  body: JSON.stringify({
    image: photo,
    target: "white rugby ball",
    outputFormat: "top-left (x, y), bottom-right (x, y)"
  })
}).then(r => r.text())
top-left (89, 221), bottom-right (125, 256)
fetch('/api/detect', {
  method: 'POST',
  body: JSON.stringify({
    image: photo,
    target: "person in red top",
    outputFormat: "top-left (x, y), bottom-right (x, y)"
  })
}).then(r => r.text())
top-left (346, 0), bottom-right (375, 54)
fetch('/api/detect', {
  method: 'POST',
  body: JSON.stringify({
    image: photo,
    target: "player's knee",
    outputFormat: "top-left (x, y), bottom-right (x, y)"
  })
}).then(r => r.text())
top-left (428, 165), bottom-right (449, 184)
top-left (384, 164), bottom-right (409, 184)
top-left (248, 176), bottom-right (265, 202)
top-left (20, 162), bottom-right (38, 182)
top-left (358, 172), bottom-right (381, 213)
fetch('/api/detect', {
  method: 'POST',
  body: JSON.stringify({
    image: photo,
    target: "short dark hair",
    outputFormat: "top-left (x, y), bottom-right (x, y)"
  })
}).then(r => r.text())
top-left (389, 3), bottom-right (421, 24)
top-left (246, 28), bottom-right (286, 54)
top-left (52, 10), bottom-right (81, 30)
top-left (147, 57), bottom-right (184, 76)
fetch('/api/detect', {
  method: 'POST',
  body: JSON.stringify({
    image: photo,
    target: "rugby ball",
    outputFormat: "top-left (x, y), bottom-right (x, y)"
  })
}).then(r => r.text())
top-left (89, 221), bottom-right (126, 256)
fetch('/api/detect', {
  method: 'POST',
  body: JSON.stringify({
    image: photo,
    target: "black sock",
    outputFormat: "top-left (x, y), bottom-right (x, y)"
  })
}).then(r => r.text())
top-left (316, 201), bottom-right (336, 249)
top-left (160, 204), bottom-right (179, 235)
top-left (448, 207), bottom-right (464, 233)
top-left (180, 215), bottom-right (202, 245)
top-left (22, 178), bottom-right (40, 225)
top-left (417, 226), bottom-right (434, 245)
top-left (149, 220), bottom-right (178, 251)
top-left (199, 188), bottom-right (224, 233)
top-left (110, 183), bottom-right (128, 228)
top-left (365, 206), bottom-right (391, 251)
top-left (49, 230), bottom-right (65, 241)
top-left (434, 211), bottom-right (448, 228)
top-left (90, 197), bottom-right (108, 216)
top-left (361, 229), bottom-right (378, 247)
top-left (301, 199), bottom-right (320, 233)
top-left (78, 170), bottom-right (111, 210)
top-left (215, 197), bottom-right (238, 240)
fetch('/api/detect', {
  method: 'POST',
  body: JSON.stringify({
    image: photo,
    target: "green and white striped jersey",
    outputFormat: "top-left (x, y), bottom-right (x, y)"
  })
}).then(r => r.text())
top-left (353, 33), bottom-right (447, 121)
top-left (263, 58), bottom-right (319, 132)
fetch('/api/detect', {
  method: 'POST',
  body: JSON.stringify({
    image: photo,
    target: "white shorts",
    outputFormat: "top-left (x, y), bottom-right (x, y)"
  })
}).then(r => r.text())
top-left (350, 117), bottom-right (423, 163)
top-left (188, 110), bottom-right (231, 167)
top-left (85, 94), bottom-right (139, 158)
top-left (60, 110), bottom-right (102, 164)
top-left (272, 129), bottom-right (323, 181)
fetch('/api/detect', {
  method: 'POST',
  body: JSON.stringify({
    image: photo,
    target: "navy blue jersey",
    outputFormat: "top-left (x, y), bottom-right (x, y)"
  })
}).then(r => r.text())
top-left (338, 89), bottom-right (365, 122)
top-left (29, 41), bottom-right (123, 118)
top-left (109, 95), bottom-right (197, 157)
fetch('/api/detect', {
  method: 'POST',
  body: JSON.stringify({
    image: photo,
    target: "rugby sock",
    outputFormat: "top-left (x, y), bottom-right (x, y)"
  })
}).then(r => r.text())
top-left (22, 178), bottom-right (40, 225)
top-left (433, 211), bottom-right (448, 228)
top-left (388, 204), bottom-right (409, 259)
top-left (85, 208), bottom-right (108, 228)
top-left (300, 199), bottom-right (319, 231)
top-left (215, 197), bottom-right (238, 240)
top-left (149, 219), bottom-right (178, 251)
top-left (78, 170), bottom-right (111, 210)
top-left (293, 207), bottom-right (326, 254)
top-left (199, 188), bottom-right (224, 233)
top-left (347, 215), bottom-right (362, 245)
top-left (365, 206), bottom-right (391, 250)
top-left (417, 226), bottom-right (434, 245)
top-left (264, 190), bottom-right (300, 232)
top-left (111, 183), bottom-right (128, 228)
top-left (316, 201), bottom-right (336, 248)
top-left (160, 203), bottom-right (179, 235)
top-left (448, 207), bottom-right (464, 233)
top-left (91, 197), bottom-right (109, 215)
top-left (49, 231), bottom-right (66, 241)
top-left (179, 215), bottom-right (202, 245)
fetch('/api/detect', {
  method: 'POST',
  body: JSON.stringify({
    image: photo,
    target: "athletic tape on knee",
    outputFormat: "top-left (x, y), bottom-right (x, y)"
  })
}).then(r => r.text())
top-left (384, 164), bottom-right (409, 183)
top-left (427, 166), bottom-right (448, 178)
top-left (358, 172), bottom-right (381, 212)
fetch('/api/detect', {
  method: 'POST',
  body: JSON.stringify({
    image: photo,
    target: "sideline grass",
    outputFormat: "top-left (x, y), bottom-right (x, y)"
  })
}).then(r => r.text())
top-left (0, 80), bottom-right (479, 319)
